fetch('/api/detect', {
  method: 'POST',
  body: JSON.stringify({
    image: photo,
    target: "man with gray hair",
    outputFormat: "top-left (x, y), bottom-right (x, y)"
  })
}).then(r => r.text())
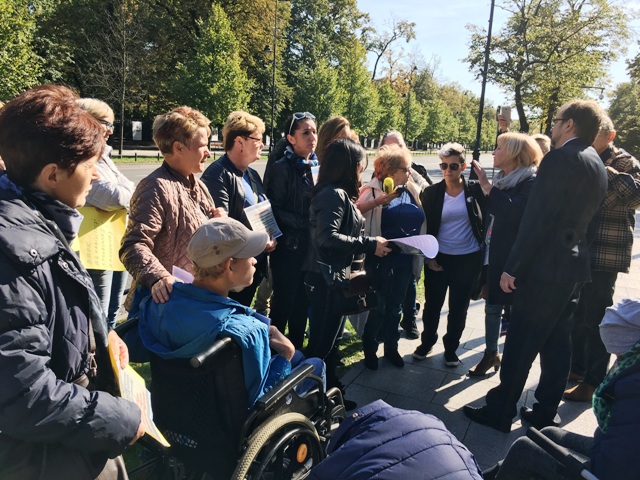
top-left (464, 99), bottom-right (608, 432)
top-left (565, 115), bottom-right (640, 402)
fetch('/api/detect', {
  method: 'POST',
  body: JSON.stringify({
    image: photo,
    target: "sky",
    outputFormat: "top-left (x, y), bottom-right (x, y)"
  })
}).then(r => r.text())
top-left (357, 0), bottom-right (640, 110)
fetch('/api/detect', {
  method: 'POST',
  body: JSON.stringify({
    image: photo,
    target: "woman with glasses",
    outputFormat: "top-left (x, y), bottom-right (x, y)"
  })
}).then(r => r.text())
top-left (357, 144), bottom-right (426, 369)
top-left (467, 133), bottom-right (541, 377)
top-left (201, 111), bottom-right (277, 307)
top-left (306, 138), bottom-right (390, 406)
top-left (413, 143), bottom-right (485, 367)
top-left (264, 112), bottom-right (318, 348)
top-left (76, 98), bottom-right (135, 329)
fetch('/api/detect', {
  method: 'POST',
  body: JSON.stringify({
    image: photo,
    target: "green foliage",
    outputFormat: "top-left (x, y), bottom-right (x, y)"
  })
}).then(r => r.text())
top-left (339, 43), bottom-right (379, 137)
top-left (290, 58), bottom-right (343, 123)
top-left (374, 80), bottom-right (401, 137)
top-left (466, 0), bottom-right (629, 133)
top-left (171, 4), bottom-right (250, 126)
top-left (0, 0), bottom-right (41, 100)
top-left (609, 82), bottom-right (640, 155)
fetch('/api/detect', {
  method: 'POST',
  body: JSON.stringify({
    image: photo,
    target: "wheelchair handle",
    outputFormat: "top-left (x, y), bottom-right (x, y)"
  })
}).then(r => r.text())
top-left (190, 336), bottom-right (235, 368)
top-left (526, 427), bottom-right (599, 480)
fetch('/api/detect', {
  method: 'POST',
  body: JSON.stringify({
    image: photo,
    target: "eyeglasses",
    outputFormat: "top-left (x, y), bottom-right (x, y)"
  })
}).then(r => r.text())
top-left (439, 162), bottom-right (463, 171)
top-left (551, 118), bottom-right (566, 128)
top-left (288, 112), bottom-right (316, 136)
top-left (243, 135), bottom-right (263, 143)
top-left (99, 119), bottom-right (114, 130)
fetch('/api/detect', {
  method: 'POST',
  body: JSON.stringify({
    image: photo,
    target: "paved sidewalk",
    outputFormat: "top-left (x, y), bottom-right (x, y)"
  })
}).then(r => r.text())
top-left (340, 213), bottom-right (640, 471)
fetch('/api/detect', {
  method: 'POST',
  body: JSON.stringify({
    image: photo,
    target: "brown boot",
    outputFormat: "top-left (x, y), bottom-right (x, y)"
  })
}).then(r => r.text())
top-left (468, 350), bottom-right (501, 377)
top-left (563, 382), bottom-right (595, 402)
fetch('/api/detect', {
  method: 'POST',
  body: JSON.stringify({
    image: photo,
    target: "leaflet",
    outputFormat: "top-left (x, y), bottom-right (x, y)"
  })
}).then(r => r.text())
top-left (244, 200), bottom-right (282, 239)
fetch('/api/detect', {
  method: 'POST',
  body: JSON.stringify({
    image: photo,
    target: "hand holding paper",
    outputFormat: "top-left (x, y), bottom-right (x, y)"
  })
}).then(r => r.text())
top-left (389, 235), bottom-right (439, 258)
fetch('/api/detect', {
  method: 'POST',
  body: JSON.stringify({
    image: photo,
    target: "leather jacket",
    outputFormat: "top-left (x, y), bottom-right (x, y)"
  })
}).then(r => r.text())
top-left (201, 154), bottom-right (266, 228)
top-left (306, 185), bottom-right (377, 285)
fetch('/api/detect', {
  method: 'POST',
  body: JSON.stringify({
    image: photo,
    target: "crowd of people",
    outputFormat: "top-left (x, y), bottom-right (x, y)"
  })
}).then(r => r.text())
top-left (1, 83), bottom-right (639, 480)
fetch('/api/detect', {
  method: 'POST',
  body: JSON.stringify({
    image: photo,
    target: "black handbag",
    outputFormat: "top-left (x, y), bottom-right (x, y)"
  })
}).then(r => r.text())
top-left (339, 257), bottom-right (377, 315)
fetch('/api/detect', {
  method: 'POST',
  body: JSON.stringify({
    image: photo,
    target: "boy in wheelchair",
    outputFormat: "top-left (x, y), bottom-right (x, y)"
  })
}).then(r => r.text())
top-left (483, 298), bottom-right (640, 480)
top-left (139, 216), bottom-right (325, 406)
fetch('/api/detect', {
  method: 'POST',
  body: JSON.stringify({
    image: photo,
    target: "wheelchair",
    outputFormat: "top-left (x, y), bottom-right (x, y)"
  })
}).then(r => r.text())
top-left (117, 319), bottom-right (345, 480)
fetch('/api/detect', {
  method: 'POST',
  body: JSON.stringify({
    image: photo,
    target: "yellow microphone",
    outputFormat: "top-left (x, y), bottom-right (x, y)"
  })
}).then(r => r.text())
top-left (383, 177), bottom-right (395, 194)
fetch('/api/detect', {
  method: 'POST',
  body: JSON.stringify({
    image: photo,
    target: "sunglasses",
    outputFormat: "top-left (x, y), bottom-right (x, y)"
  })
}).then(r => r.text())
top-left (288, 112), bottom-right (316, 136)
top-left (99, 119), bottom-right (114, 130)
top-left (439, 162), bottom-right (463, 171)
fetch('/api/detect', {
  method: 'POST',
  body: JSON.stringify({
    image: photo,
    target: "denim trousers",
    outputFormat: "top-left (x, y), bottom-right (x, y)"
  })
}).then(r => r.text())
top-left (88, 269), bottom-right (127, 329)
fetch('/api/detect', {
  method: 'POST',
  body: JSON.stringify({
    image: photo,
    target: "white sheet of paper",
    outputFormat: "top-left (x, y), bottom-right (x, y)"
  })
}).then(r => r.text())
top-left (311, 166), bottom-right (320, 185)
top-left (389, 235), bottom-right (439, 258)
top-left (172, 265), bottom-right (194, 284)
top-left (244, 200), bottom-right (283, 239)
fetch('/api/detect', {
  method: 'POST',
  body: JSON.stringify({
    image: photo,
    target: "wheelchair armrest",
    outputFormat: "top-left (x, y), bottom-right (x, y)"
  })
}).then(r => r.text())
top-left (190, 336), bottom-right (236, 368)
top-left (255, 363), bottom-right (316, 412)
top-left (114, 317), bottom-right (139, 336)
top-left (526, 427), bottom-right (598, 480)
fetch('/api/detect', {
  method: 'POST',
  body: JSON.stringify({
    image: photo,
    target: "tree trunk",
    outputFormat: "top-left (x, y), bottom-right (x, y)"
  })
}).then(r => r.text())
top-left (514, 83), bottom-right (529, 133)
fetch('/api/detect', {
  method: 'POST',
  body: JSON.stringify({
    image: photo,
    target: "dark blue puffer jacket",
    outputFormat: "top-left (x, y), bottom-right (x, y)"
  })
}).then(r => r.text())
top-left (309, 400), bottom-right (483, 480)
top-left (0, 177), bottom-right (140, 477)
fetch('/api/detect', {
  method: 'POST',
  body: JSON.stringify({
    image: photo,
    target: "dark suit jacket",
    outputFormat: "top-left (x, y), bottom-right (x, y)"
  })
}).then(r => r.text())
top-left (504, 138), bottom-right (607, 284)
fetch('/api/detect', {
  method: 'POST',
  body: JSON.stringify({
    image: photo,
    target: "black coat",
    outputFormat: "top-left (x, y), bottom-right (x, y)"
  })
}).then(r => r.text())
top-left (264, 155), bottom-right (312, 251)
top-left (201, 153), bottom-right (266, 228)
top-left (484, 176), bottom-right (535, 305)
top-left (306, 185), bottom-right (377, 285)
top-left (0, 182), bottom-right (140, 477)
top-left (504, 139), bottom-right (608, 283)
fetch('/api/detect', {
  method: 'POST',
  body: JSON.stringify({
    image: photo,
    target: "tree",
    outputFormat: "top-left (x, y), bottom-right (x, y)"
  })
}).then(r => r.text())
top-left (171, 3), bottom-right (251, 126)
top-left (466, 0), bottom-right (629, 133)
top-left (609, 82), bottom-right (640, 155)
top-left (0, 0), bottom-right (41, 100)
top-left (374, 80), bottom-right (401, 137)
top-left (339, 43), bottom-right (379, 136)
top-left (363, 16), bottom-right (415, 81)
top-left (290, 58), bottom-right (343, 123)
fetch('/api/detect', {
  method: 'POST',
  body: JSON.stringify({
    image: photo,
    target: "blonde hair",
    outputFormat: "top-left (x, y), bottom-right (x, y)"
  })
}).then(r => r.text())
top-left (76, 98), bottom-right (114, 121)
top-left (497, 132), bottom-right (543, 167)
top-left (192, 261), bottom-right (227, 281)
top-left (153, 106), bottom-right (211, 155)
top-left (316, 116), bottom-right (351, 163)
top-left (222, 110), bottom-right (265, 152)
top-left (373, 144), bottom-right (411, 179)
top-left (531, 133), bottom-right (551, 155)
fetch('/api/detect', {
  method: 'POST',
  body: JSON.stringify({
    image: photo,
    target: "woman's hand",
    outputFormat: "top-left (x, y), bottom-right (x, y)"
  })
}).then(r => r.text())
top-left (269, 326), bottom-right (295, 361)
top-left (210, 207), bottom-right (227, 218)
top-left (264, 238), bottom-right (277, 253)
top-left (426, 258), bottom-right (443, 271)
top-left (472, 160), bottom-right (491, 195)
top-left (107, 330), bottom-right (129, 369)
top-left (128, 417), bottom-right (146, 445)
top-left (376, 191), bottom-right (400, 207)
top-left (374, 237), bottom-right (392, 257)
top-left (151, 275), bottom-right (182, 304)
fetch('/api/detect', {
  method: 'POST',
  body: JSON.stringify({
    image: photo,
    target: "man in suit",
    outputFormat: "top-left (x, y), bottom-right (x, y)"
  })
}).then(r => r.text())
top-left (464, 99), bottom-right (608, 432)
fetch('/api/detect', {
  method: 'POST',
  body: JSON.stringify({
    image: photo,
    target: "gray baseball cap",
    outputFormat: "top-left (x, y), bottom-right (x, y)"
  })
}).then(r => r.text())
top-left (188, 217), bottom-right (268, 268)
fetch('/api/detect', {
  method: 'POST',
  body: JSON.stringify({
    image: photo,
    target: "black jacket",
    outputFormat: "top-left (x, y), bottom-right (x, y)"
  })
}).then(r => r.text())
top-left (264, 155), bottom-right (313, 250)
top-left (504, 139), bottom-right (607, 283)
top-left (484, 176), bottom-right (535, 305)
top-left (306, 185), bottom-right (377, 285)
top-left (420, 176), bottom-right (485, 246)
top-left (201, 153), bottom-right (266, 228)
top-left (0, 180), bottom-right (140, 476)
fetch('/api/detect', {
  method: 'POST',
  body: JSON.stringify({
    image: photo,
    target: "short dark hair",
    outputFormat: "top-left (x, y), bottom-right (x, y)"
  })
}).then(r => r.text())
top-left (0, 85), bottom-right (104, 187)
top-left (313, 138), bottom-right (367, 199)
top-left (558, 99), bottom-right (604, 144)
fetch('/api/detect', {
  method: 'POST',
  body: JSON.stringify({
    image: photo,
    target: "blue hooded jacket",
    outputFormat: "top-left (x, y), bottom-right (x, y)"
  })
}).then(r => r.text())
top-left (139, 283), bottom-right (290, 405)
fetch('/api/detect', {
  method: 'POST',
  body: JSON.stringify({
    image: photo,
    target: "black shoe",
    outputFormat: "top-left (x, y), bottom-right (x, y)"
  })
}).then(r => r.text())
top-left (444, 351), bottom-right (461, 367)
top-left (463, 405), bottom-right (512, 433)
top-left (519, 407), bottom-right (561, 429)
top-left (400, 318), bottom-right (419, 339)
top-left (343, 398), bottom-right (357, 411)
top-left (412, 343), bottom-right (432, 360)
top-left (482, 462), bottom-right (502, 480)
top-left (364, 353), bottom-right (378, 370)
top-left (383, 350), bottom-right (404, 368)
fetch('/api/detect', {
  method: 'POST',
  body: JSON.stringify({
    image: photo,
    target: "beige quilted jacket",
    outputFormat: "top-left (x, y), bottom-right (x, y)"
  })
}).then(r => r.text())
top-left (120, 162), bottom-right (215, 290)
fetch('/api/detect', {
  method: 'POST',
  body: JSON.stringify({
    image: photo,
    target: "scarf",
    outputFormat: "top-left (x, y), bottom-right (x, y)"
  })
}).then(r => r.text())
top-left (492, 164), bottom-right (536, 191)
top-left (284, 145), bottom-right (318, 187)
top-left (592, 339), bottom-right (640, 433)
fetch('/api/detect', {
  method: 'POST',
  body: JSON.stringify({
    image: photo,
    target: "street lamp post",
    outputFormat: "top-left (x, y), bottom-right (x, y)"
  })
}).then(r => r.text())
top-left (264, 1), bottom-right (279, 154)
top-left (471, 0), bottom-right (496, 179)
top-left (581, 85), bottom-right (605, 100)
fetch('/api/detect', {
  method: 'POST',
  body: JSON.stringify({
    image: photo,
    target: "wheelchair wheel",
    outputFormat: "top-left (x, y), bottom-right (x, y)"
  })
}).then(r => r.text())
top-left (232, 413), bottom-right (324, 480)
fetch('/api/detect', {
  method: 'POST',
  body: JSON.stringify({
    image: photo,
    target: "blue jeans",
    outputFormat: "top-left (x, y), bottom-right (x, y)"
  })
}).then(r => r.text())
top-left (485, 303), bottom-right (504, 352)
top-left (88, 269), bottom-right (127, 329)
